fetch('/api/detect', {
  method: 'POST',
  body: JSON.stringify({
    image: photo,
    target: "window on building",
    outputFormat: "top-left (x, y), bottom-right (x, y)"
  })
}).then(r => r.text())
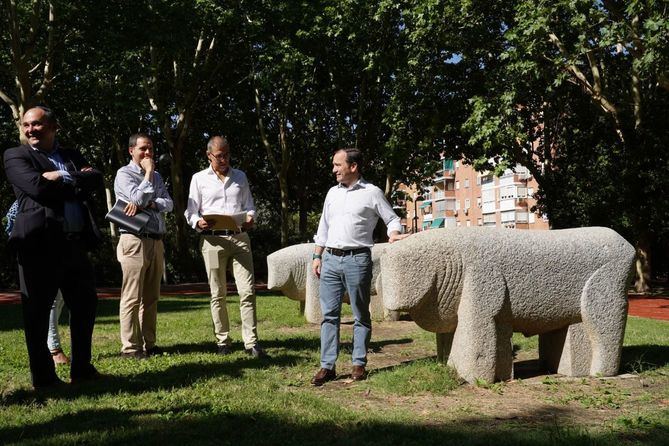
top-left (483, 214), bottom-right (496, 224)
top-left (464, 178), bottom-right (469, 188)
top-left (517, 186), bottom-right (527, 198)
top-left (476, 176), bottom-right (481, 185)
top-left (447, 181), bottom-right (454, 191)
top-left (477, 218), bottom-right (482, 226)
top-left (466, 220), bottom-right (471, 227)
top-left (500, 186), bottom-right (516, 200)
top-left (528, 187), bottom-right (534, 197)
top-left (477, 197), bottom-right (482, 208)
top-left (455, 160), bottom-right (460, 168)
top-left (501, 211), bottom-right (515, 222)
top-left (456, 221), bottom-right (461, 227)
top-left (482, 189), bottom-right (495, 203)
top-left (464, 198), bottom-right (470, 209)
top-left (529, 213), bottom-right (536, 224)
top-left (455, 181), bottom-right (460, 190)
top-left (455, 199), bottom-right (460, 210)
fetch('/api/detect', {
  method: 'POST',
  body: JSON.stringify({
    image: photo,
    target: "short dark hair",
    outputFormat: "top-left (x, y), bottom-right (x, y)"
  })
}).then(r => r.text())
top-left (337, 147), bottom-right (363, 169)
top-left (129, 133), bottom-right (152, 147)
top-left (26, 106), bottom-right (57, 126)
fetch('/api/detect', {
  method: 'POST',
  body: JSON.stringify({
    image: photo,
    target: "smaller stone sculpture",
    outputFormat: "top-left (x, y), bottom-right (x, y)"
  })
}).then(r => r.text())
top-left (267, 243), bottom-right (393, 323)
top-left (381, 227), bottom-right (635, 383)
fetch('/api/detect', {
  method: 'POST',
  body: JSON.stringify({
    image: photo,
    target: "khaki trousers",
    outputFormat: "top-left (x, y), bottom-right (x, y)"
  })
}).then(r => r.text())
top-left (117, 234), bottom-right (164, 354)
top-left (200, 232), bottom-right (258, 349)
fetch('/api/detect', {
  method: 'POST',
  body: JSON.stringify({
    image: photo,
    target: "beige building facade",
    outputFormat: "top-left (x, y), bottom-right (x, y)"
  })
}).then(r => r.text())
top-left (401, 157), bottom-right (549, 233)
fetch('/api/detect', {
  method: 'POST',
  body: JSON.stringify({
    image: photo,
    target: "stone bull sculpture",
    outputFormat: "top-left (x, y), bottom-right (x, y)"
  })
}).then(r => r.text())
top-left (381, 227), bottom-right (635, 383)
top-left (267, 243), bottom-right (394, 323)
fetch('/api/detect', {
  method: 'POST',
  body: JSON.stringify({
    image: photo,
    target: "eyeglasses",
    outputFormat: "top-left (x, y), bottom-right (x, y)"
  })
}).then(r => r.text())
top-left (208, 152), bottom-right (229, 162)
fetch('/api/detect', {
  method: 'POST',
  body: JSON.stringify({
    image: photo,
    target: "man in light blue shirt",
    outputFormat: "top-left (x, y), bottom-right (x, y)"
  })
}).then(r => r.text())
top-left (310, 148), bottom-right (409, 386)
top-left (114, 133), bottom-right (173, 359)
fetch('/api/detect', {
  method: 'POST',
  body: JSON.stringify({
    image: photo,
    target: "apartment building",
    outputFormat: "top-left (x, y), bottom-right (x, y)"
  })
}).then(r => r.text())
top-left (401, 157), bottom-right (549, 233)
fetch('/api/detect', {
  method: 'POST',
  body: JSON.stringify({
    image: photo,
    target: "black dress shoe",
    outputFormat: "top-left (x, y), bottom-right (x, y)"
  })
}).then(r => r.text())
top-left (351, 365), bottom-right (367, 381)
top-left (311, 368), bottom-right (336, 386)
top-left (245, 345), bottom-right (270, 359)
top-left (33, 377), bottom-right (67, 391)
top-left (71, 368), bottom-right (105, 385)
top-left (145, 346), bottom-right (164, 357)
top-left (217, 345), bottom-right (232, 355)
top-left (120, 351), bottom-right (146, 360)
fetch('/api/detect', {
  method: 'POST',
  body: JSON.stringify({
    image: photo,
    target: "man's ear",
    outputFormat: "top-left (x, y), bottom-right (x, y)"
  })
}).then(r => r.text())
top-left (350, 162), bottom-right (358, 173)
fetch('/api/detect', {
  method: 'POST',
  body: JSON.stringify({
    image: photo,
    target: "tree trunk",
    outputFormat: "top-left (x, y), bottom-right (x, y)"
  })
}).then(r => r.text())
top-left (169, 139), bottom-right (188, 260)
top-left (634, 234), bottom-right (652, 293)
top-left (278, 120), bottom-right (291, 247)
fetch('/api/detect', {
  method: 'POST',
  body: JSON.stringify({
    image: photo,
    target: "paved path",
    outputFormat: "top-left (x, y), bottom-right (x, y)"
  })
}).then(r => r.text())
top-left (0, 282), bottom-right (268, 305)
top-left (0, 285), bottom-right (667, 321)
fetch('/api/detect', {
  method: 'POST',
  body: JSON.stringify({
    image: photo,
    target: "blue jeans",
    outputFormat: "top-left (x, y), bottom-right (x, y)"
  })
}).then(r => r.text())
top-left (47, 290), bottom-right (65, 352)
top-left (319, 249), bottom-right (372, 369)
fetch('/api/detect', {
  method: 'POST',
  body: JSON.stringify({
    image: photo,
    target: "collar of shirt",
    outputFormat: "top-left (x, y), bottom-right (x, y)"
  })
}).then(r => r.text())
top-left (30, 141), bottom-right (59, 154)
top-left (337, 177), bottom-right (367, 191)
top-left (126, 160), bottom-right (144, 174)
top-left (207, 165), bottom-right (233, 184)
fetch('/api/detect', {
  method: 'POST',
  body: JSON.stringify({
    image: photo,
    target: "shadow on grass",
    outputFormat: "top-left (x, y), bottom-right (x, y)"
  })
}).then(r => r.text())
top-left (621, 345), bottom-right (669, 373)
top-left (340, 338), bottom-right (413, 354)
top-left (0, 296), bottom-right (213, 332)
top-left (1, 403), bottom-right (666, 445)
top-left (1, 351), bottom-right (304, 407)
top-left (93, 298), bottom-right (211, 326)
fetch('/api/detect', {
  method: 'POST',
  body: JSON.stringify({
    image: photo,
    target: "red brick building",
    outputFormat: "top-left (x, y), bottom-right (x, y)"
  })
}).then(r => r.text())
top-left (400, 156), bottom-right (549, 233)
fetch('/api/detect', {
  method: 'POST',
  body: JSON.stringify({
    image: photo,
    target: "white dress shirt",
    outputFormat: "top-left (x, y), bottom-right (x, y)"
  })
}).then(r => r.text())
top-left (184, 166), bottom-right (256, 228)
top-left (314, 178), bottom-right (402, 249)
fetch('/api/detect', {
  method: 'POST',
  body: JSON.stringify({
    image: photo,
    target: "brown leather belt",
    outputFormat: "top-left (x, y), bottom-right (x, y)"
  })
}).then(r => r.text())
top-left (326, 247), bottom-right (370, 256)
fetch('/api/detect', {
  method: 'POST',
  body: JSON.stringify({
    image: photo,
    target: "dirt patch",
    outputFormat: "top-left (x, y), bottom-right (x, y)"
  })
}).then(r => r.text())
top-left (306, 316), bottom-right (669, 430)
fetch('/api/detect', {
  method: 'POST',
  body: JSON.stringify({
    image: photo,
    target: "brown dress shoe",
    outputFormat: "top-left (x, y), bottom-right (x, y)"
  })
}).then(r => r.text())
top-left (351, 365), bottom-right (367, 381)
top-left (51, 349), bottom-right (70, 365)
top-left (311, 368), bottom-right (336, 386)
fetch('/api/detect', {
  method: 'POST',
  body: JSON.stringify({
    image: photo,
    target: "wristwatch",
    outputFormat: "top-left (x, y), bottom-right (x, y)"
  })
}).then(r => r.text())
top-left (312, 253), bottom-right (322, 260)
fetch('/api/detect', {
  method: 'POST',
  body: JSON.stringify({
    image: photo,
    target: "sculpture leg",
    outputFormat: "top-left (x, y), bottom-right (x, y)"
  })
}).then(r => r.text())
top-left (436, 332), bottom-right (453, 363)
top-left (448, 274), bottom-right (513, 383)
top-left (304, 273), bottom-right (323, 324)
top-left (581, 262), bottom-right (629, 376)
top-left (539, 323), bottom-right (591, 376)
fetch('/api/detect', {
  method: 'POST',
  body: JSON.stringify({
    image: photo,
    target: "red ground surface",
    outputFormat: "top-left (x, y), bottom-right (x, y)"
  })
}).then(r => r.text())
top-left (0, 285), bottom-right (666, 321)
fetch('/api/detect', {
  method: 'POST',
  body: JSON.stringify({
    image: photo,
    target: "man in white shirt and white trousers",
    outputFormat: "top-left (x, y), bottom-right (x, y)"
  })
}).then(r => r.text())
top-left (310, 148), bottom-right (409, 385)
top-left (184, 136), bottom-right (267, 358)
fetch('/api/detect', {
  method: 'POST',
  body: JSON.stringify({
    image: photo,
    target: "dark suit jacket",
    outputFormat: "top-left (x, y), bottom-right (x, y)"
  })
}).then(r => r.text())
top-left (3, 144), bottom-right (103, 249)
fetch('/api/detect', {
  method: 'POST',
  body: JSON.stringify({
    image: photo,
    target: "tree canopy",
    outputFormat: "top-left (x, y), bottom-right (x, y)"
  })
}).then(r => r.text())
top-left (2, 0), bottom-right (667, 288)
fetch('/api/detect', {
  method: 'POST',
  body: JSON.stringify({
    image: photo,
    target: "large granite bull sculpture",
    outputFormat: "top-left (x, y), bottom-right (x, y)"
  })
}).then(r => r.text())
top-left (381, 227), bottom-right (635, 383)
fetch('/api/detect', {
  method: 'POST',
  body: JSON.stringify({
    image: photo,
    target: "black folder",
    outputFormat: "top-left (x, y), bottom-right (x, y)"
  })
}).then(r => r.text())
top-left (105, 199), bottom-right (150, 235)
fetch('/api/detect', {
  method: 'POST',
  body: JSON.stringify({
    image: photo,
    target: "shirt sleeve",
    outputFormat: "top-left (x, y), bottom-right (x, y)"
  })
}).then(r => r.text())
top-left (153, 173), bottom-right (174, 213)
top-left (239, 171), bottom-right (256, 219)
top-left (114, 168), bottom-right (155, 208)
top-left (184, 174), bottom-right (202, 228)
top-left (374, 188), bottom-right (403, 236)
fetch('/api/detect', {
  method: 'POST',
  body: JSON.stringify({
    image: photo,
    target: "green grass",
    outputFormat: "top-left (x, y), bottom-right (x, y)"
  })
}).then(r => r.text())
top-left (0, 295), bottom-right (668, 445)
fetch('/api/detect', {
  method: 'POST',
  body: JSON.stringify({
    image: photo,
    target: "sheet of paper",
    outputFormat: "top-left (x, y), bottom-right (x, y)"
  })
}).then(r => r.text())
top-left (201, 212), bottom-right (247, 230)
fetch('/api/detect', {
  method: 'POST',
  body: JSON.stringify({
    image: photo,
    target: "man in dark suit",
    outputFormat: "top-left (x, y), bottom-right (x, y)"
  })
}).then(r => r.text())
top-left (3, 106), bottom-right (103, 389)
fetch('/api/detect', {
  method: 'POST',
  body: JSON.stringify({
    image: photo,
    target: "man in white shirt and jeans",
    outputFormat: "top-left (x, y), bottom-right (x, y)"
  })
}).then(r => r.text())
top-left (311, 148), bottom-right (409, 386)
top-left (184, 136), bottom-right (267, 358)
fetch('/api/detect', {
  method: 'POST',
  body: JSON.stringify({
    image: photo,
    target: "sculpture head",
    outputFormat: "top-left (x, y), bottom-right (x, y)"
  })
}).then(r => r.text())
top-left (266, 243), bottom-right (314, 301)
top-left (380, 231), bottom-right (463, 323)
